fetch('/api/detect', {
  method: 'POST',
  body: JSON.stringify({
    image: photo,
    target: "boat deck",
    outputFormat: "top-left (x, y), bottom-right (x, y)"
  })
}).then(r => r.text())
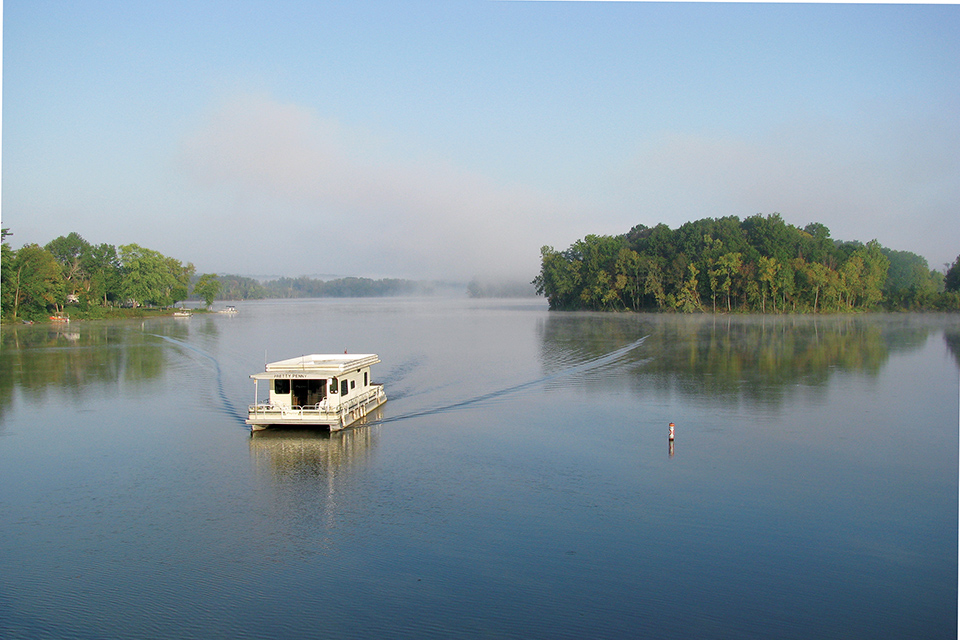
top-left (246, 384), bottom-right (385, 431)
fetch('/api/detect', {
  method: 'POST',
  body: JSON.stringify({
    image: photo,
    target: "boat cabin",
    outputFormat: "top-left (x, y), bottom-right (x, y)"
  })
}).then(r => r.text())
top-left (246, 353), bottom-right (386, 431)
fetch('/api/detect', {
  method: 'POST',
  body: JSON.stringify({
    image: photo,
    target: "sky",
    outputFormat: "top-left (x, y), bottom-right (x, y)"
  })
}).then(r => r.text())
top-left (2, 1), bottom-right (959, 281)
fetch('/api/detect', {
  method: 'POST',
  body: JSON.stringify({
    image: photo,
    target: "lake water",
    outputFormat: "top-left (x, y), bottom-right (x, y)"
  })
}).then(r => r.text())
top-left (1, 298), bottom-right (957, 639)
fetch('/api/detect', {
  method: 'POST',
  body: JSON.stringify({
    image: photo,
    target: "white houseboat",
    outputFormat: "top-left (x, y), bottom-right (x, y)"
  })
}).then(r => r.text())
top-left (246, 353), bottom-right (386, 431)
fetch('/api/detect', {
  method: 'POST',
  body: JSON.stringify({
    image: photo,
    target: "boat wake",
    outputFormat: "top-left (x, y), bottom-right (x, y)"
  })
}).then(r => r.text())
top-left (147, 334), bottom-right (247, 425)
top-left (146, 333), bottom-right (648, 431)
top-left (377, 335), bottom-right (649, 425)
top-left (375, 355), bottom-right (426, 402)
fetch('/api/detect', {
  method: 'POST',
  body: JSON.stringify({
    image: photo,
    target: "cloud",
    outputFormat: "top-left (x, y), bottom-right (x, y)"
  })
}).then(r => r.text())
top-left (177, 94), bottom-right (578, 280)
top-left (176, 96), bottom-right (958, 277)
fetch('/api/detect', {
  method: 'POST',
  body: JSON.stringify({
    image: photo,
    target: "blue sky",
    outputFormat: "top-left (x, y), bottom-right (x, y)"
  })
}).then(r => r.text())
top-left (3, 1), bottom-right (959, 280)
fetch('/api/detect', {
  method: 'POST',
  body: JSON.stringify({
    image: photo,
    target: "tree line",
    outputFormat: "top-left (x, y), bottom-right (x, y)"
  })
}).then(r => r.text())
top-left (0, 229), bottom-right (429, 322)
top-left (533, 214), bottom-right (960, 313)
top-left (217, 275), bottom-right (423, 300)
top-left (1, 230), bottom-right (202, 321)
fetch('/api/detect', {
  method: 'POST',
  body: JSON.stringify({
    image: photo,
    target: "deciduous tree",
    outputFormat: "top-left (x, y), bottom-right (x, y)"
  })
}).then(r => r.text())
top-left (194, 273), bottom-right (222, 308)
top-left (119, 244), bottom-right (193, 308)
top-left (9, 244), bottom-right (64, 320)
top-left (45, 232), bottom-right (91, 297)
top-left (944, 255), bottom-right (960, 293)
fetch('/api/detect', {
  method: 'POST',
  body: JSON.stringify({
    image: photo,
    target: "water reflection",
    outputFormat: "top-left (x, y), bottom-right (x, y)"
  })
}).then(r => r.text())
top-left (538, 313), bottom-right (953, 409)
top-left (0, 319), bottom-right (193, 423)
top-left (249, 423), bottom-right (380, 529)
top-left (945, 330), bottom-right (960, 369)
top-left (249, 422), bottom-right (379, 482)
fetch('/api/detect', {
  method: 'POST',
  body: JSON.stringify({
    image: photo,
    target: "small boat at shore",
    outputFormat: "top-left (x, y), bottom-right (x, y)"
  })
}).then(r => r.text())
top-left (173, 308), bottom-right (192, 317)
top-left (218, 305), bottom-right (238, 314)
top-left (246, 353), bottom-right (386, 432)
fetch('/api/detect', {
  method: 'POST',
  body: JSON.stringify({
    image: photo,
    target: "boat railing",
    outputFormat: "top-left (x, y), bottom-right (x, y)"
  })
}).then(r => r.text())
top-left (248, 384), bottom-right (385, 419)
top-left (339, 384), bottom-right (384, 415)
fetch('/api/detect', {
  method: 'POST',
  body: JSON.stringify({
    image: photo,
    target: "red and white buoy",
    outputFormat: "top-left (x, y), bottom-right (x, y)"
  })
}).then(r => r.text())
top-left (668, 422), bottom-right (675, 441)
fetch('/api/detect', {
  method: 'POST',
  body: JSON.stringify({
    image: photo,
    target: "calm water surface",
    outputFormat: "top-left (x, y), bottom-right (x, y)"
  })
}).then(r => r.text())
top-left (1, 298), bottom-right (957, 639)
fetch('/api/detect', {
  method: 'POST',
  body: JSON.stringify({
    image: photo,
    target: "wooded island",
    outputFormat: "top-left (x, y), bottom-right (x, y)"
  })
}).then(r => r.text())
top-left (534, 214), bottom-right (960, 312)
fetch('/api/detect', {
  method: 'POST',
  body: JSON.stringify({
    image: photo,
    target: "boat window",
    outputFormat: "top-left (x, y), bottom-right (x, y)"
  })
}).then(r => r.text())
top-left (292, 378), bottom-right (325, 407)
top-left (330, 378), bottom-right (338, 393)
top-left (351, 380), bottom-right (356, 390)
top-left (364, 372), bottom-right (368, 386)
top-left (274, 379), bottom-right (290, 394)
top-left (340, 379), bottom-right (349, 396)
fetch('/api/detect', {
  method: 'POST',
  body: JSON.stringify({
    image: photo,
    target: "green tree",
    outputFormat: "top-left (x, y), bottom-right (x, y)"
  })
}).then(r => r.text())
top-left (757, 256), bottom-right (780, 313)
top-left (45, 232), bottom-right (91, 298)
top-left (120, 244), bottom-right (165, 307)
top-left (534, 245), bottom-right (584, 310)
top-left (743, 213), bottom-right (794, 263)
top-left (194, 273), bottom-right (222, 308)
top-left (716, 252), bottom-right (742, 312)
top-left (643, 257), bottom-right (667, 309)
top-left (119, 244), bottom-right (194, 308)
top-left (883, 248), bottom-right (936, 301)
top-left (9, 244), bottom-right (65, 320)
top-left (701, 235), bottom-right (725, 313)
top-left (675, 263), bottom-right (703, 313)
top-left (803, 262), bottom-right (830, 313)
top-left (741, 260), bottom-right (761, 310)
top-left (532, 216), bottom-right (916, 313)
top-left (167, 257), bottom-right (195, 305)
top-left (1, 229), bottom-right (14, 318)
top-left (707, 262), bottom-right (721, 313)
top-left (857, 240), bottom-right (889, 309)
top-left (614, 248), bottom-right (645, 310)
top-left (945, 255), bottom-right (960, 293)
top-left (821, 266), bottom-right (843, 312)
top-left (82, 243), bottom-right (121, 306)
top-left (217, 275), bottom-right (268, 300)
top-left (777, 261), bottom-right (797, 311)
top-left (572, 235), bottom-right (626, 310)
top-left (800, 222), bottom-right (834, 265)
top-left (838, 254), bottom-right (863, 310)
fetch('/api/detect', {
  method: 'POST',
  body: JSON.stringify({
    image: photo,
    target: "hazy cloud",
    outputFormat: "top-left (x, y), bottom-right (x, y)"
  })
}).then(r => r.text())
top-left (177, 94), bottom-right (580, 280)
top-left (175, 96), bottom-right (958, 279)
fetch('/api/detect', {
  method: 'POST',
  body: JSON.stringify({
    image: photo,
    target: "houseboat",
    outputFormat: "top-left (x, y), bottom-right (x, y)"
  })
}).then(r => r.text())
top-left (246, 353), bottom-right (386, 431)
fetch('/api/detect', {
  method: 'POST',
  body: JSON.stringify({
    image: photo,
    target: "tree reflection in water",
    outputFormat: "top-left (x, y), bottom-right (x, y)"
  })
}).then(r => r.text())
top-left (538, 313), bottom-right (950, 411)
top-left (0, 319), bottom-right (192, 423)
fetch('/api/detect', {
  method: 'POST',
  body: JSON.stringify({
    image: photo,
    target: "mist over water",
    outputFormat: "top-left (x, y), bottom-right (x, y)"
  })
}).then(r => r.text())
top-left (1, 299), bottom-right (957, 639)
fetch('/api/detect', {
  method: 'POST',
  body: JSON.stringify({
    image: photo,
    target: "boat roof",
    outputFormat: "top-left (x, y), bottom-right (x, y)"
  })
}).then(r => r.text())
top-left (252, 353), bottom-right (380, 379)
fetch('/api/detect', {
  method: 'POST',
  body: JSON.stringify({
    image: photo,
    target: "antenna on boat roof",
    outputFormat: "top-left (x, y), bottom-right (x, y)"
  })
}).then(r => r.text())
top-left (264, 349), bottom-right (267, 369)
